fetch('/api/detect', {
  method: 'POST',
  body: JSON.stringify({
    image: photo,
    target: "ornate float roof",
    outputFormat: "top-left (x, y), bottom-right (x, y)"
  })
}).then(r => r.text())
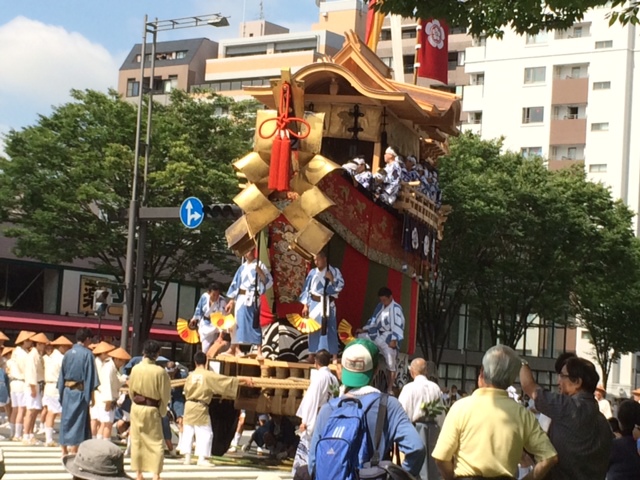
top-left (243, 31), bottom-right (461, 142)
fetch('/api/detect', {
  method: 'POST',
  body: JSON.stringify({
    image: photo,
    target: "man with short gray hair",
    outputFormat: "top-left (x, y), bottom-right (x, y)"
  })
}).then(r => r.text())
top-left (432, 345), bottom-right (558, 480)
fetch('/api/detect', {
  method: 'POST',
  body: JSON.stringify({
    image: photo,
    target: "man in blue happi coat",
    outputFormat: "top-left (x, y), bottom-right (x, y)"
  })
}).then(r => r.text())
top-left (225, 248), bottom-right (273, 358)
top-left (58, 327), bottom-right (99, 456)
top-left (299, 250), bottom-right (345, 363)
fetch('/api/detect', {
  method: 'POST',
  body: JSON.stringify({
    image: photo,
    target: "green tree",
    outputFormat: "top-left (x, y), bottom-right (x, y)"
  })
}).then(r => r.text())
top-left (377, 0), bottom-right (639, 38)
top-left (0, 89), bottom-right (259, 346)
top-left (570, 192), bottom-right (640, 387)
top-left (425, 133), bottom-right (618, 353)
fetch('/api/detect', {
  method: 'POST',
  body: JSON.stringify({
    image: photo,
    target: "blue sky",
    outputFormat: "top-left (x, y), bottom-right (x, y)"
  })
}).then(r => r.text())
top-left (0, 0), bottom-right (319, 151)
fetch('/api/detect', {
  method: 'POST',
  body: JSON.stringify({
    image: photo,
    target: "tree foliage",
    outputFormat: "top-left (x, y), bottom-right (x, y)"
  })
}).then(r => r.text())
top-left (569, 193), bottom-right (640, 386)
top-left (419, 133), bottom-right (640, 361)
top-left (377, 0), bottom-right (639, 38)
top-left (0, 89), bottom-right (259, 342)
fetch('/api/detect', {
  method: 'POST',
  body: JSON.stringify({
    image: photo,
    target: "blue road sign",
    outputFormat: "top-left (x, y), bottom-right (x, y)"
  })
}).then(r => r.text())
top-left (179, 197), bottom-right (204, 229)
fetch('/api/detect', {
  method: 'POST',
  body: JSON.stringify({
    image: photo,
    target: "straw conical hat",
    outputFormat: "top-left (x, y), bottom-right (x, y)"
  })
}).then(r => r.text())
top-left (88, 343), bottom-right (98, 350)
top-left (30, 333), bottom-right (50, 344)
top-left (0, 331), bottom-right (9, 342)
top-left (15, 331), bottom-right (36, 345)
top-left (2, 346), bottom-right (14, 357)
top-left (108, 347), bottom-right (132, 361)
top-left (92, 341), bottom-right (116, 355)
top-left (50, 335), bottom-right (73, 347)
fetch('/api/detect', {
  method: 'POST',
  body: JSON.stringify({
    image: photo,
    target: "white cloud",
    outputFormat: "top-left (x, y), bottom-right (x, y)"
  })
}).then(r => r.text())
top-left (0, 16), bottom-right (120, 130)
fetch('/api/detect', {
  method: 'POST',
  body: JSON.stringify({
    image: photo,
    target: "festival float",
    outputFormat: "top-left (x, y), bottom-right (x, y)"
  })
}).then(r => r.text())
top-left (205, 31), bottom-right (460, 418)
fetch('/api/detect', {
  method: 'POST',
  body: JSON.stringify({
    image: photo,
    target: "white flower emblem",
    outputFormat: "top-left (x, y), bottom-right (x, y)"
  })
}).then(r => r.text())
top-left (411, 227), bottom-right (419, 250)
top-left (425, 19), bottom-right (446, 50)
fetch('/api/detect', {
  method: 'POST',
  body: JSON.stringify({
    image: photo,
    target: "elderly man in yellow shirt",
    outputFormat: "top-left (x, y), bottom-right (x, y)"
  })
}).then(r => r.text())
top-left (432, 345), bottom-right (558, 480)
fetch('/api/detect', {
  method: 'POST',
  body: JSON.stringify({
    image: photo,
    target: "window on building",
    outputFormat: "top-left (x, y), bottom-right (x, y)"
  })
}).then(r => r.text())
top-left (524, 67), bottom-right (546, 84)
top-left (380, 29), bottom-right (392, 41)
top-left (591, 122), bottom-right (609, 131)
top-left (176, 50), bottom-right (187, 59)
top-left (468, 111), bottom-right (483, 124)
top-left (471, 73), bottom-right (485, 85)
top-left (457, 51), bottom-right (465, 66)
top-left (403, 55), bottom-right (415, 74)
top-left (380, 57), bottom-right (392, 67)
top-left (595, 40), bottom-right (613, 49)
top-left (521, 147), bottom-right (543, 158)
top-left (162, 75), bottom-right (178, 93)
top-left (448, 51), bottom-right (460, 70)
top-left (567, 106), bottom-right (579, 119)
top-left (567, 147), bottom-right (577, 159)
top-left (522, 107), bottom-right (544, 124)
top-left (593, 81), bottom-right (611, 90)
top-left (450, 26), bottom-right (467, 35)
top-left (589, 164), bottom-right (607, 172)
top-left (401, 28), bottom-right (417, 39)
top-left (126, 79), bottom-right (140, 97)
top-left (526, 31), bottom-right (548, 44)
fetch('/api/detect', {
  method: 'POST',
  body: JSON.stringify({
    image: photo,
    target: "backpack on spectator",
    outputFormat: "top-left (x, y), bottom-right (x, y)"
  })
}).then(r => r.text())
top-left (313, 393), bottom-right (416, 480)
top-left (313, 394), bottom-right (378, 480)
top-left (359, 394), bottom-right (416, 480)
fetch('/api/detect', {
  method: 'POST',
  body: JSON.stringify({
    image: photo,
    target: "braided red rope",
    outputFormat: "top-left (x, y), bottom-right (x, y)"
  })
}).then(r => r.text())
top-left (258, 82), bottom-right (311, 191)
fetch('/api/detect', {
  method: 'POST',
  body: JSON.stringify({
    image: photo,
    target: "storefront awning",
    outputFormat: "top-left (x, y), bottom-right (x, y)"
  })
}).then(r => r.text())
top-left (0, 311), bottom-right (178, 343)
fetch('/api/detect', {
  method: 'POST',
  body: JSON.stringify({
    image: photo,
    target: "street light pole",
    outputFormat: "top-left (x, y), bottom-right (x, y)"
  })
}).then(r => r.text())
top-left (120, 14), bottom-right (148, 349)
top-left (121, 13), bottom-right (230, 353)
top-left (131, 20), bottom-right (157, 356)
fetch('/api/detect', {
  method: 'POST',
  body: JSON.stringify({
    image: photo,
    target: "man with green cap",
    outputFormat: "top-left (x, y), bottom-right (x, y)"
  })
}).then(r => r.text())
top-left (308, 338), bottom-right (424, 477)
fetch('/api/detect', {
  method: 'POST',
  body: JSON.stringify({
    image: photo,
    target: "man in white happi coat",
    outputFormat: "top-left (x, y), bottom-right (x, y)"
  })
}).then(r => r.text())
top-left (377, 146), bottom-right (404, 205)
top-left (293, 349), bottom-right (339, 475)
top-left (189, 283), bottom-right (228, 355)
top-left (42, 335), bottom-right (72, 446)
top-left (23, 332), bottom-right (48, 445)
top-left (399, 358), bottom-right (444, 480)
top-left (225, 249), bottom-right (273, 358)
top-left (299, 250), bottom-right (345, 363)
top-left (90, 342), bottom-right (120, 440)
top-left (357, 286), bottom-right (405, 394)
top-left (399, 358), bottom-right (444, 424)
top-left (9, 330), bottom-right (34, 441)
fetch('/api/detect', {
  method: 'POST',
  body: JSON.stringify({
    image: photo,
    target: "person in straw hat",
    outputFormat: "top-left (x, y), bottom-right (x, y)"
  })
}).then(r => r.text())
top-left (58, 328), bottom-right (99, 456)
top-left (595, 383), bottom-right (613, 419)
top-left (10, 330), bottom-right (35, 441)
top-left (4, 346), bottom-right (16, 438)
top-left (63, 438), bottom-right (133, 480)
top-left (91, 341), bottom-right (118, 441)
top-left (128, 340), bottom-right (171, 480)
top-left (23, 332), bottom-right (49, 445)
top-left (41, 335), bottom-right (73, 447)
top-left (0, 330), bottom-right (10, 370)
top-left (0, 346), bottom-right (11, 440)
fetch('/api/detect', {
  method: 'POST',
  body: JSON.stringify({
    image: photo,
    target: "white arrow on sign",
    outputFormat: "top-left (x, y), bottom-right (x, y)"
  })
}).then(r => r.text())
top-left (185, 200), bottom-right (202, 226)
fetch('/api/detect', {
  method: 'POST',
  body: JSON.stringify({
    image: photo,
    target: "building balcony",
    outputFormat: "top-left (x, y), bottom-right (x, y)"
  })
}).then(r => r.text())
top-left (549, 118), bottom-right (587, 145)
top-left (547, 158), bottom-right (585, 171)
top-left (551, 77), bottom-right (589, 105)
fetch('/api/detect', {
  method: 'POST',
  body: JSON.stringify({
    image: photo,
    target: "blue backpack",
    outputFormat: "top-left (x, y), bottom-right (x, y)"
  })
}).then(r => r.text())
top-left (313, 394), bottom-right (380, 480)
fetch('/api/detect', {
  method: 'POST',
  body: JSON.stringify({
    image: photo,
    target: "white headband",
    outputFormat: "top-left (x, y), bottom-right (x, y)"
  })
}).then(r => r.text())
top-left (385, 147), bottom-right (397, 156)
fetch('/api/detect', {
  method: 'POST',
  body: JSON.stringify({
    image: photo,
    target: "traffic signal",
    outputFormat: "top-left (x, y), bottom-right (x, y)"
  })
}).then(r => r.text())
top-left (93, 289), bottom-right (110, 317)
top-left (203, 204), bottom-right (243, 219)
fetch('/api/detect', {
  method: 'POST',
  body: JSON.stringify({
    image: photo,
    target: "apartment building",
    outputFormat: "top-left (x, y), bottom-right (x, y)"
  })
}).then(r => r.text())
top-left (462, 8), bottom-right (640, 395)
top-left (117, 38), bottom-right (218, 104)
top-left (194, 0), bottom-right (367, 98)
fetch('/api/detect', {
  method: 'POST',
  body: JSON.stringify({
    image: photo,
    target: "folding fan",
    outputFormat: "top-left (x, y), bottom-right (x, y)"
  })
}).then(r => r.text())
top-left (286, 313), bottom-right (321, 334)
top-left (338, 319), bottom-right (356, 345)
top-left (176, 318), bottom-right (200, 344)
top-left (210, 312), bottom-right (236, 331)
